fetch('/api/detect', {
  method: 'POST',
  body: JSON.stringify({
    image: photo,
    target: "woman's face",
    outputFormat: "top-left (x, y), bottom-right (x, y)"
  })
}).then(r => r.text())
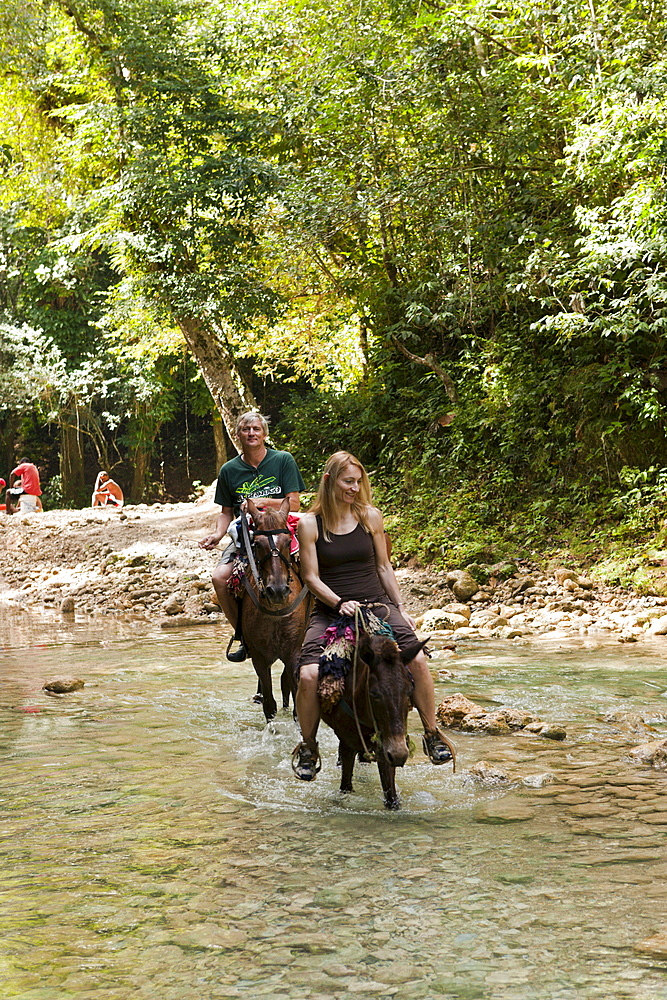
top-left (334, 463), bottom-right (362, 504)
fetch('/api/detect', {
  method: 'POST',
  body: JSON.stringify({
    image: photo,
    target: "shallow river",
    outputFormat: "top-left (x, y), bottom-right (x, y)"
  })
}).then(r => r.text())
top-left (1, 617), bottom-right (667, 1000)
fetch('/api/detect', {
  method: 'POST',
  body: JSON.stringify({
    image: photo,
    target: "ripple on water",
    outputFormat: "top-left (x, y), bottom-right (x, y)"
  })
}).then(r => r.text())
top-left (2, 632), bottom-right (667, 999)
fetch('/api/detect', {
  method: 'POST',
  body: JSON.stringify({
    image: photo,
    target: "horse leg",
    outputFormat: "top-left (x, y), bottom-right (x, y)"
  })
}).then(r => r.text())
top-left (280, 662), bottom-right (292, 712)
top-left (338, 741), bottom-right (356, 794)
top-left (251, 654), bottom-right (277, 722)
top-left (375, 746), bottom-right (399, 810)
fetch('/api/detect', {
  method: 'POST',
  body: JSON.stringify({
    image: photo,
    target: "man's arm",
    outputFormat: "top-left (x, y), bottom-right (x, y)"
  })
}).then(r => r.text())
top-left (199, 507), bottom-right (234, 549)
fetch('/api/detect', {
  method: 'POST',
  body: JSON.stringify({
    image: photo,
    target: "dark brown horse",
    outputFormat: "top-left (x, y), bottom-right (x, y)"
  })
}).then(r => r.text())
top-left (241, 498), bottom-right (311, 722)
top-left (321, 632), bottom-right (426, 810)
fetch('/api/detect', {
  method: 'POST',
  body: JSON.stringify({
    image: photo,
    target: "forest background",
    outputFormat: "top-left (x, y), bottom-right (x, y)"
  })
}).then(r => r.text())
top-left (2, 0), bottom-right (667, 591)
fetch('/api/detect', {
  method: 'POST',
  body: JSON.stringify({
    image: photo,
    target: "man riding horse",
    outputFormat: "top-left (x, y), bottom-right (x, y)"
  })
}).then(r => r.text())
top-left (199, 411), bottom-right (305, 661)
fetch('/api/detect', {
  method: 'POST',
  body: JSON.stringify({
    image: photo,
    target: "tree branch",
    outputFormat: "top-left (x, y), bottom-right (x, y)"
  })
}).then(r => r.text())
top-left (390, 336), bottom-right (458, 403)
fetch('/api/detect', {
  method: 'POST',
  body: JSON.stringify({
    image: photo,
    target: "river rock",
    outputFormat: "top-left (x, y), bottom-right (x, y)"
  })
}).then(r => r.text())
top-left (628, 738), bottom-right (667, 766)
top-left (436, 693), bottom-right (484, 726)
top-left (437, 694), bottom-right (552, 736)
top-left (417, 609), bottom-right (469, 631)
top-left (43, 676), bottom-right (85, 694)
top-left (159, 615), bottom-right (210, 628)
top-left (444, 570), bottom-right (479, 601)
top-left (473, 800), bottom-right (536, 824)
top-left (164, 593), bottom-right (185, 615)
top-left (468, 761), bottom-right (510, 784)
top-left (647, 615), bottom-right (667, 635)
top-left (634, 929), bottom-right (667, 959)
top-left (60, 596), bottom-right (75, 613)
top-left (554, 567), bottom-right (578, 585)
top-left (441, 602), bottom-right (471, 620)
top-left (542, 724), bottom-right (567, 740)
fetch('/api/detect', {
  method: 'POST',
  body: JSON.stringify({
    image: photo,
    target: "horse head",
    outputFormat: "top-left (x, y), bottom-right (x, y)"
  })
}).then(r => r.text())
top-left (357, 633), bottom-right (426, 768)
top-left (246, 497), bottom-right (293, 608)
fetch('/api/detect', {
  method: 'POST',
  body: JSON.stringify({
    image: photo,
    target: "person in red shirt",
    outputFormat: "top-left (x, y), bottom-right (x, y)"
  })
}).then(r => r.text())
top-left (7, 459), bottom-right (42, 514)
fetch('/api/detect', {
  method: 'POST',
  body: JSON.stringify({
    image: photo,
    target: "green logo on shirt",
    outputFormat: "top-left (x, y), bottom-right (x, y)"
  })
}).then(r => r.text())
top-left (238, 475), bottom-right (278, 498)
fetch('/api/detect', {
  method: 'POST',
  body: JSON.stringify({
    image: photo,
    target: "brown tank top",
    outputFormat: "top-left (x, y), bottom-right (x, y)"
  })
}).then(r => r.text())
top-left (315, 516), bottom-right (386, 604)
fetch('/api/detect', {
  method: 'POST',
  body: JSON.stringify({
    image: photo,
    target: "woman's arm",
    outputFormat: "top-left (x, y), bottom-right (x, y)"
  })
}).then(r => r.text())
top-left (298, 514), bottom-right (356, 613)
top-left (369, 507), bottom-right (415, 625)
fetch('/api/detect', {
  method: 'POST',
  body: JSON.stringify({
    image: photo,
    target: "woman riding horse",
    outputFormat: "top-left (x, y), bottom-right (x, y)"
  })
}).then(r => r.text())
top-left (293, 451), bottom-right (454, 780)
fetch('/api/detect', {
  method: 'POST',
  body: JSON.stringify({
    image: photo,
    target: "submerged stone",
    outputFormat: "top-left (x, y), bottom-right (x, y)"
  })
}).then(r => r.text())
top-left (43, 676), bottom-right (85, 694)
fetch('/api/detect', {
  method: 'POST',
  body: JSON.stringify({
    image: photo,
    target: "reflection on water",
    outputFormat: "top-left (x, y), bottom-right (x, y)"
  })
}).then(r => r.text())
top-left (1, 616), bottom-right (667, 999)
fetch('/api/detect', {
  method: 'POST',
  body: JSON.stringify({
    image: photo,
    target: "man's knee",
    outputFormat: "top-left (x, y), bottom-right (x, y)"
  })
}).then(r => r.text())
top-left (212, 561), bottom-right (233, 587)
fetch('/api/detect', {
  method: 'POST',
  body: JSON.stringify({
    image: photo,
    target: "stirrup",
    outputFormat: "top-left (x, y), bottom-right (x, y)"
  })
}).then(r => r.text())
top-left (423, 727), bottom-right (457, 771)
top-left (226, 635), bottom-right (247, 662)
top-left (291, 739), bottom-right (321, 781)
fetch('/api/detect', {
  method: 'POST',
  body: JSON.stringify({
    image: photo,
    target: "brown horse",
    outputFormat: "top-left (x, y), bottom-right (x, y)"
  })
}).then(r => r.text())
top-left (241, 498), bottom-right (312, 722)
top-left (321, 632), bottom-right (426, 810)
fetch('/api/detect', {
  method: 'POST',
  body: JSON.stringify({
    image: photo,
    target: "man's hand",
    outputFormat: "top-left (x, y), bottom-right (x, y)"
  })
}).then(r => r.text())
top-left (199, 534), bottom-right (223, 550)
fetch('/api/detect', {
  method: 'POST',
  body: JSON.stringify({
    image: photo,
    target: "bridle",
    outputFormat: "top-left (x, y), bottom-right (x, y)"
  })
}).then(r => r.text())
top-left (240, 512), bottom-right (310, 617)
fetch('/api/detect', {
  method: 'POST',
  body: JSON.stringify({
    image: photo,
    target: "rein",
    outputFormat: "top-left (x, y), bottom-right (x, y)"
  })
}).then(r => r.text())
top-left (240, 512), bottom-right (310, 618)
top-left (349, 604), bottom-right (384, 759)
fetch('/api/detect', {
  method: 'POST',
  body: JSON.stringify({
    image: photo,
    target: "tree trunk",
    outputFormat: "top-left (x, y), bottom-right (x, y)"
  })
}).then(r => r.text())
top-left (60, 414), bottom-right (85, 505)
top-left (212, 409), bottom-right (229, 470)
top-left (130, 443), bottom-right (152, 503)
top-left (176, 315), bottom-right (256, 443)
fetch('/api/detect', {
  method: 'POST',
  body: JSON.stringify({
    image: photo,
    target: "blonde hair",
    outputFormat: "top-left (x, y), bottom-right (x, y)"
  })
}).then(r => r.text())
top-left (235, 411), bottom-right (269, 437)
top-left (310, 451), bottom-right (373, 541)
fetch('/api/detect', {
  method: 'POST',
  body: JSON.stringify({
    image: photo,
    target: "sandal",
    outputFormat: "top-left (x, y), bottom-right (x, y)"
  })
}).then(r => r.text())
top-left (226, 635), bottom-right (248, 662)
top-left (291, 739), bottom-right (321, 781)
top-left (423, 727), bottom-right (457, 770)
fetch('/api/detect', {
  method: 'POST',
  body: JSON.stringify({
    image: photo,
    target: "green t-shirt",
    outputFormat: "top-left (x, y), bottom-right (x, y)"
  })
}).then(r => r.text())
top-left (214, 448), bottom-right (306, 515)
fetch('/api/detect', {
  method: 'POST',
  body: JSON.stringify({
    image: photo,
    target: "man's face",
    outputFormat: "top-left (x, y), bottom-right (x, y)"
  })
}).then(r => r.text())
top-left (237, 421), bottom-right (266, 450)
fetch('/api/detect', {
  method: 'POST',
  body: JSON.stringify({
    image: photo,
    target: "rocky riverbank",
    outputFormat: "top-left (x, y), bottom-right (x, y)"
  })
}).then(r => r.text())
top-left (4, 497), bottom-right (667, 649)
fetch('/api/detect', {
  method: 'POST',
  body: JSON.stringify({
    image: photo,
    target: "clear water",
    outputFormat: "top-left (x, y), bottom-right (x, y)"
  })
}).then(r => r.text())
top-left (1, 616), bottom-right (667, 999)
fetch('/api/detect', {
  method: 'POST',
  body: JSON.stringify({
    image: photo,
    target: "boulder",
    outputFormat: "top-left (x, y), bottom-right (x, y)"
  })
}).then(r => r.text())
top-left (647, 615), bottom-right (667, 635)
top-left (441, 602), bottom-right (471, 620)
top-left (416, 609), bottom-right (468, 631)
top-left (437, 693), bottom-right (485, 727)
top-left (43, 676), bottom-right (85, 694)
top-left (628, 738), bottom-right (667, 767)
top-left (437, 694), bottom-right (558, 738)
top-left (60, 596), bottom-right (75, 614)
top-left (444, 570), bottom-right (479, 601)
top-left (464, 713), bottom-right (512, 735)
top-left (554, 567), bottom-right (578, 585)
top-left (164, 593), bottom-right (185, 615)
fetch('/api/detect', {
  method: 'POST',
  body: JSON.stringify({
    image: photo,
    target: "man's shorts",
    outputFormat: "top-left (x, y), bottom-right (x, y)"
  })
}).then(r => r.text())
top-left (18, 494), bottom-right (38, 513)
top-left (217, 539), bottom-right (238, 566)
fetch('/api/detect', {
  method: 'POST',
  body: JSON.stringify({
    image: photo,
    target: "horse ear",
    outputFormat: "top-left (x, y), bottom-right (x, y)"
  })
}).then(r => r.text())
top-left (400, 638), bottom-right (429, 665)
top-left (279, 496), bottom-right (291, 516)
top-left (358, 632), bottom-right (379, 667)
top-left (246, 498), bottom-right (260, 518)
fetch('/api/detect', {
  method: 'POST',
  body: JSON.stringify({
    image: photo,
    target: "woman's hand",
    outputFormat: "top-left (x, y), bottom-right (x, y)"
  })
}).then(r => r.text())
top-left (400, 608), bottom-right (416, 629)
